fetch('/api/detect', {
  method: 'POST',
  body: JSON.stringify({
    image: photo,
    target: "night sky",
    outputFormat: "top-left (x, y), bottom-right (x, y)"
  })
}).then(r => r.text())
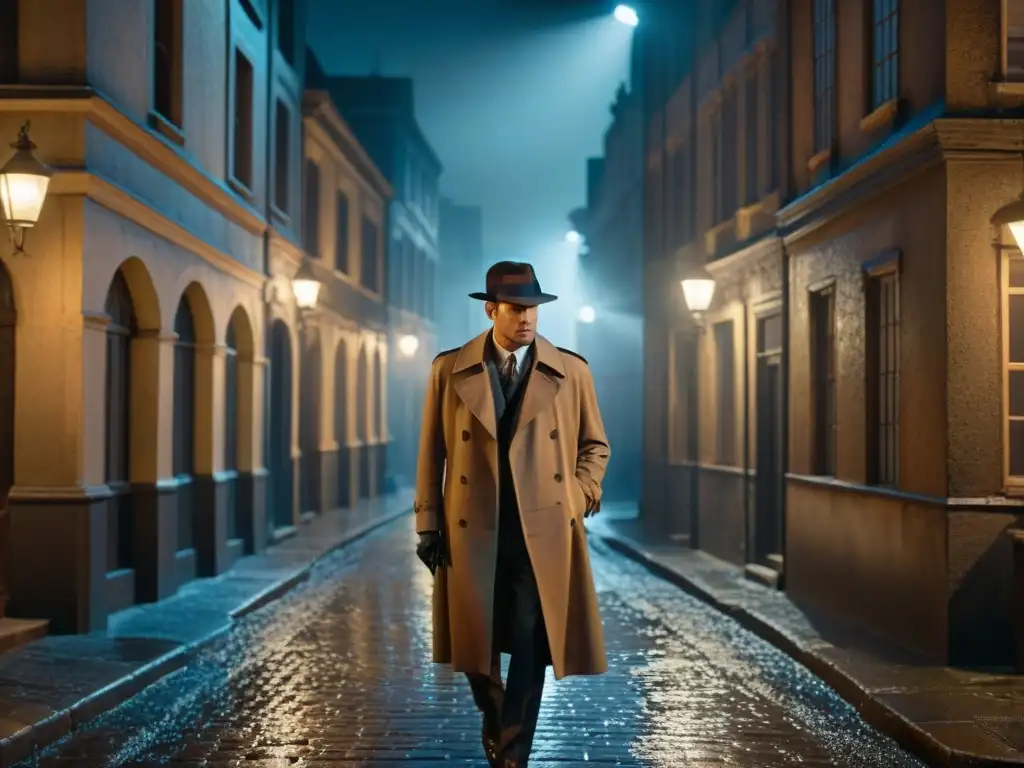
top-left (306, 0), bottom-right (634, 342)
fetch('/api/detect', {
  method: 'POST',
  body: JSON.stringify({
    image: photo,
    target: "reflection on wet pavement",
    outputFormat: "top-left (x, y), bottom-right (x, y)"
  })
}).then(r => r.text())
top-left (18, 516), bottom-right (923, 766)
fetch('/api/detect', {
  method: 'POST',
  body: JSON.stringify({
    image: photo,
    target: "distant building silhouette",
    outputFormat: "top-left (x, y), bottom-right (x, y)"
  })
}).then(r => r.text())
top-left (438, 199), bottom-right (485, 349)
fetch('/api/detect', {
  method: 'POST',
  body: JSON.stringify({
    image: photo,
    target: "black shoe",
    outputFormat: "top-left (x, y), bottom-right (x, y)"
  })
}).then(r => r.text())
top-left (481, 714), bottom-right (500, 765)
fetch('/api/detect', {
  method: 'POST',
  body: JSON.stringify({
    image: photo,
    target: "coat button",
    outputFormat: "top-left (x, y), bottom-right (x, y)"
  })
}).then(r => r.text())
top-left (550, 429), bottom-right (558, 439)
top-left (460, 475), bottom-right (468, 485)
top-left (554, 473), bottom-right (562, 482)
top-left (459, 519), bottom-right (468, 528)
top-left (462, 430), bottom-right (470, 441)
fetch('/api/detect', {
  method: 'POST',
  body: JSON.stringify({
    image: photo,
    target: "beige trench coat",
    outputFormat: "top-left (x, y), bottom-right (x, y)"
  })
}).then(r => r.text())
top-left (414, 330), bottom-right (611, 680)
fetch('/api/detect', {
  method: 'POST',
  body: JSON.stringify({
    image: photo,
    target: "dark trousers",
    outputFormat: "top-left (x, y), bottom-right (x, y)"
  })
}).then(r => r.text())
top-left (466, 531), bottom-right (548, 764)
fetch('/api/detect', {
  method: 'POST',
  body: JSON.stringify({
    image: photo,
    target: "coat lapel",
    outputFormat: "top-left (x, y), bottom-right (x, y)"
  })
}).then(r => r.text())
top-left (513, 335), bottom-right (565, 439)
top-left (452, 331), bottom-right (500, 440)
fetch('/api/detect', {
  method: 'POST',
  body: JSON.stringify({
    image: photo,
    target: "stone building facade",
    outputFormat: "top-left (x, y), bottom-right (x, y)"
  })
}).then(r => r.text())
top-left (641, 0), bottom-right (1024, 665)
top-left (0, 0), bottom-right (392, 639)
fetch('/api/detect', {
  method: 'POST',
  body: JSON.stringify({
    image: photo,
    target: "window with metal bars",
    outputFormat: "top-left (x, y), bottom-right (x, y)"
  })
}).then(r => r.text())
top-left (714, 320), bottom-right (736, 466)
top-left (812, 0), bottom-right (836, 154)
top-left (866, 271), bottom-right (900, 486)
top-left (869, 0), bottom-right (899, 111)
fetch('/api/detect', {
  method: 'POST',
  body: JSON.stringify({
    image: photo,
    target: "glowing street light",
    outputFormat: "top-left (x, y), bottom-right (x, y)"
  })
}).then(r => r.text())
top-left (681, 267), bottom-right (716, 322)
top-left (994, 195), bottom-right (1024, 252)
top-left (0, 122), bottom-right (53, 254)
top-left (398, 333), bottom-right (420, 358)
top-left (565, 229), bottom-right (582, 244)
top-left (614, 4), bottom-right (639, 27)
top-left (292, 260), bottom-right (322, 310)
top-left (578, 305), bottom-right (596, 324)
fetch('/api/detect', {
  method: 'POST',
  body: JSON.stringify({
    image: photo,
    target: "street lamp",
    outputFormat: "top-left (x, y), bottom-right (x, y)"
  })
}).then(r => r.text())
top-left (681, 266), bottom-right (716, 324)
top-left (397, 333), bottom-right (419, 358)
top-left (0, 122), bottom-right (53, 254)
top-left (614, 4), bottom-right (639, 26)
top-left (578, 305), bottom-right (596, 324)
top-left (993, 195), bottom-right (1024, 252)
top-left (292, 260), bottom-right (322, 310)
top-left (565, 230), bottom-right (582, 244)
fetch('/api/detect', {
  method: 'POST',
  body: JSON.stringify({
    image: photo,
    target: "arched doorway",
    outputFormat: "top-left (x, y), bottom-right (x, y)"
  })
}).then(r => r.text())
top-left (299, 328), bottom-right (321, 515)
top-left (334, 338), bottom-right (348, 507)
top-left (373, 348), bottom-right (384, 496)
top-left (267, 319), bottom-right (293, 531)
top-left (172, 294), bottom-right (197, 553)
top-left (104, 270), bottom-right (135, 575)
top-left (356, 343), bottom-right (369, 499)
top-left (0, 261), bottom-right (14, 611)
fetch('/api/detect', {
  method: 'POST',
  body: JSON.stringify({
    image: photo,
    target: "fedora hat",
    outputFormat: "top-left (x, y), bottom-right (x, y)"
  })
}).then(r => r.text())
top-left (469, 261), bottom-right (558, 306)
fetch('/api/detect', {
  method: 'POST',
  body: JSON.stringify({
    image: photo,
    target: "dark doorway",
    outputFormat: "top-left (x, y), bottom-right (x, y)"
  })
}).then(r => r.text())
top-left (298, 329), bottom-right (321, 515)
top-left (224, 314), bottom-right (239, 543)
top-left (267, 319), bottom-right (293, 531)
top-left (172, 295), bottom-right (197, 553)
top-left (754, 312), bottom-right (784, 577)
top-left (105, 270), bottom-right (135, 574)
top-left (334, 339), bottom-right (349, 507)
top-left (0, 261), bottom-right (14, 614)
top-left (356, 344), bottom-right (369, 499)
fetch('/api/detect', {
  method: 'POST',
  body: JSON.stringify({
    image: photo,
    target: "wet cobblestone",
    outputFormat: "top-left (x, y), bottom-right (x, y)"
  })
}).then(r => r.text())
top-left (18, 516), bottom-right (924, 767)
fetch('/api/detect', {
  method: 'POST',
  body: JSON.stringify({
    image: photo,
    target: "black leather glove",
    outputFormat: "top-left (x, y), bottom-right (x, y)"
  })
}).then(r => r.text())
top-left (416, 531), bottom-right (445, 575)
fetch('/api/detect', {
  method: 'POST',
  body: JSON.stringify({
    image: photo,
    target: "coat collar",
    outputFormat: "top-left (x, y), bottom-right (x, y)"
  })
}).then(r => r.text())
top-left (451, 330), bottom-right (565, 441)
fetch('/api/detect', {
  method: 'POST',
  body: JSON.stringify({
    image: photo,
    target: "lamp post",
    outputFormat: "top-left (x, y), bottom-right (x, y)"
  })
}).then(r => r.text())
top-left (0, 122), bottom-right (53, 255)
top-left (397, 333), bottom-right (419, 358)
top-left (614, 4), bottom-right (639, 26)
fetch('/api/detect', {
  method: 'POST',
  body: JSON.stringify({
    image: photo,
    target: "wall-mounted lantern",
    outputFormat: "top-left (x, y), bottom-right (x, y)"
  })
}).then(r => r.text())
top-left (993, 195), bottom-right (1024, 252)
top-left (0, 122), bottom-right (53, 254)
top-left (680, 266), bottom-right (716, 326)
top-left (292, 261), bottom-right (322, 310)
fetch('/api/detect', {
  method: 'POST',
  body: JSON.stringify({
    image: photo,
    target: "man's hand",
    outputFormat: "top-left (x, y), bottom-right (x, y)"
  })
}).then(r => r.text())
top-left (416, 531), bottom-right (445, 574)
top-left (583, 495), bottom-right (600, 518)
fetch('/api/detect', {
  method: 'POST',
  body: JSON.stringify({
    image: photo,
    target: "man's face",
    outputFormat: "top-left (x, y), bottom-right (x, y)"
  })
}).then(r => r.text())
top-left (487, 301), bottom-right (538, 347)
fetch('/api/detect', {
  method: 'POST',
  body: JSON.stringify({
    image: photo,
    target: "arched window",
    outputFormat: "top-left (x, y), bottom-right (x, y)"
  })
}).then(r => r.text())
top-left (105, 271), bottom-right (135, 571)
top-left (173, 296), bottom-right (196, 551)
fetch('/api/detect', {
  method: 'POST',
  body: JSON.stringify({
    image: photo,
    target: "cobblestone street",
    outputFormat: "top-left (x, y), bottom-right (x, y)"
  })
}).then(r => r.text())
top-left (19, 516), bottom-right (923, 767)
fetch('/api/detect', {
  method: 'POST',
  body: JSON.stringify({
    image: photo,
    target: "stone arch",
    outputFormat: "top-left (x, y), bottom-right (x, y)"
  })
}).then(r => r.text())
top-left (225, 305), bottom-right (255, 545)
top-left (114, 256), bottom-right (161, 333)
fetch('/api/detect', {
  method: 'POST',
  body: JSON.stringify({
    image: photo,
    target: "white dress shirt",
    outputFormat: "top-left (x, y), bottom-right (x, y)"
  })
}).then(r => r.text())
top-left (492, 330), bottom-right (531, 395)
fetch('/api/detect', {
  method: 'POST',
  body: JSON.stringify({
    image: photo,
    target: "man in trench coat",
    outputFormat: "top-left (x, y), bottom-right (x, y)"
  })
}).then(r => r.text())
top-left (414, 261), bottom-right (611, 767)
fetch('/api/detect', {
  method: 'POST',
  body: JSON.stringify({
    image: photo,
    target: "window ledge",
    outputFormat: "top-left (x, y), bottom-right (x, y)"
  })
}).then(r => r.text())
top-left (148, 111), bottom-right (185, 148)
top-left (807, 148), bottom-right (831, 175)
top-left (226, 176), bottom-right (254, 203)
top-left (989, 80), bottom-right (1024, 98)
top-left (859, 98), bottom-right (897, 135)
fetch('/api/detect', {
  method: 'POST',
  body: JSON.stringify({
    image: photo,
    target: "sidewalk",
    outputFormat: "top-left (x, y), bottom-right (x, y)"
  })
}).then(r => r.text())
top-left (0, 488), bottom-right (413, 768)
top-left (588, 504), bottom-right (1024, 768)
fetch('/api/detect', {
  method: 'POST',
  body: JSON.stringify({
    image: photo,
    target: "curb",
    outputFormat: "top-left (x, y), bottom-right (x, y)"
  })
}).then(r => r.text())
top-left (596, 533), bottom-right (1024, 768)
top-left (0, 504), bottom-right (412, 768)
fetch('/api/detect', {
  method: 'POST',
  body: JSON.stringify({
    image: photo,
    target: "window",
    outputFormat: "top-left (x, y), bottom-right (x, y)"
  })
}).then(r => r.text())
top-left (361, 216), bottom-right (379, 293)
top-left (867, 270), bottom-right (900, 486)
top-left (710, 108), bottom-right (723, 225)
top-left (104, 271), bottom-right (135, 572)
top-left (869, 0), bottom-right (899, 111)
top-left (714, 320), bottom-right (736, 466)
top-left (153, 0), bottom-right (183, 129)
top-left (1003, 254), bottom-right (1024, 484)
top-left (1007, 0), bottom-right (1024, 79)
top-left (335, 192), bottom-right (350, 273)
top-left (721, 86), bottom-right (738, 218)
top-left (277, 0), bottom-right (295, 65)
top-left (231, 48), bottom-right (254, 190)
top-left (745, 65), bottom-right (759, 205)
top-left (810, 286), bottom-right (836, 475)
top-left (303, 160), bottom-right (320, 257)
top-left (0, 0), bottom-right (18, 83)
top-left (274, 99), bottom-right (290, 214)
top-left (812, 0), bottom-right (836, 153)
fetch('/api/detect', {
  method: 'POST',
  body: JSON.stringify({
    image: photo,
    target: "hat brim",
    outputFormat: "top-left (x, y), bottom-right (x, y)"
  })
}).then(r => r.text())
top-left (468, 292), bottom-right (558, 306)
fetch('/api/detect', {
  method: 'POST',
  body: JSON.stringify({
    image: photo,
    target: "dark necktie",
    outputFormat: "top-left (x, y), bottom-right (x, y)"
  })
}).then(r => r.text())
top-left (501, 354), bottom-right (517, 399)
